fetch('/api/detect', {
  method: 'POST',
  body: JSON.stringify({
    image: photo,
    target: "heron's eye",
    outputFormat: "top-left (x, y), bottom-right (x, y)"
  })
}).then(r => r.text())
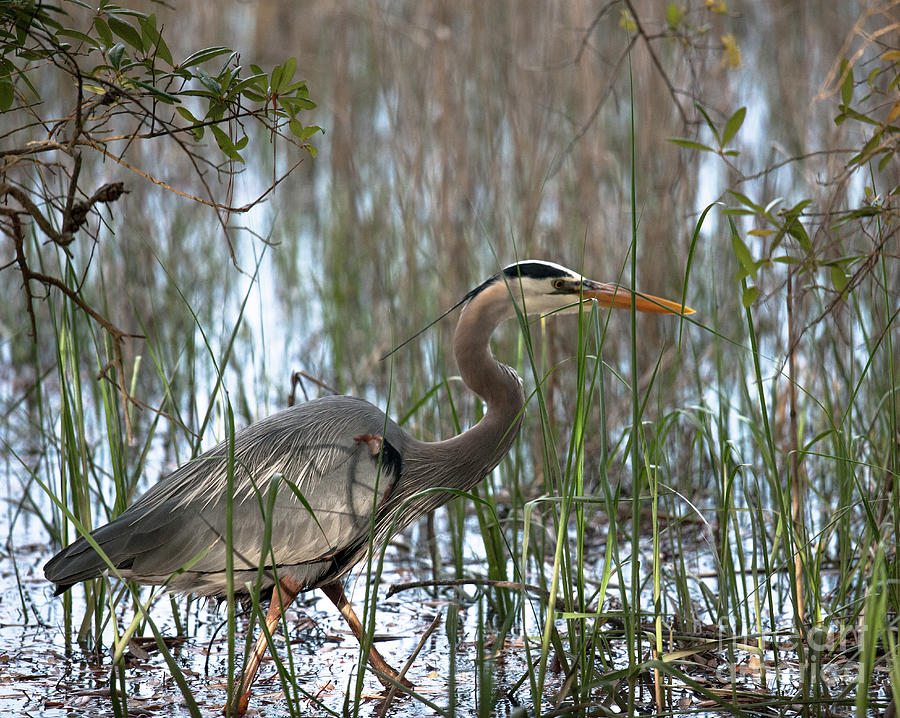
top-left (553, 279), bottom-right (566, 290)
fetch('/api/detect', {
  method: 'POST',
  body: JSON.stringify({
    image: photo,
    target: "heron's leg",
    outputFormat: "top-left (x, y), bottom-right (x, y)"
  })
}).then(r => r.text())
top-left (320, 580), bottom-right (413, 689)
top-left (232, 576), bottom-right (303, 716)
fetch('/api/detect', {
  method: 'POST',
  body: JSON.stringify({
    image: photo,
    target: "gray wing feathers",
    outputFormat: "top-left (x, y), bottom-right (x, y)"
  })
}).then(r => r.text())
top-left (45, 396), bottom-right (404, 594)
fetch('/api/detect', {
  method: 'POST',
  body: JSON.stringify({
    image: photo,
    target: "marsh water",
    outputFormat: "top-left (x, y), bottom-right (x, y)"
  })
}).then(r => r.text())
top-left (1, 0), bottom-right (896, 715)
top-left (0, 518), bottom-right (563, 716)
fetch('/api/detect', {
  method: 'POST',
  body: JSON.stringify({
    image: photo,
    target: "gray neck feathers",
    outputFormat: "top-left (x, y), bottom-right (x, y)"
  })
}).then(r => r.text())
top-left (431, 283), bottom-right (526, 488)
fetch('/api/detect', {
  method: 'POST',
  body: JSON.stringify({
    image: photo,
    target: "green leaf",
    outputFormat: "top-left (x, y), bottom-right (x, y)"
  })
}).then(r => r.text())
top-left (179, 46), bottom-right (232, 69)
top-left (270, 64), bottom-right (282, 93)
top-left (839, 206), bottom-right (882, 223)
top-left (727, 190), bottom-right (764, 213)
top-left (830, 264), bottom-right (848, 293)
top-left (772, 255), bottom-right (801, 264)
top-left (665, 3), bottom-right (683, 30)
top-left (0, 81), bottom-right (13, 111)
top-left (840, 59), bottom-right (853, 106)
top-left (741, 285), bottom-right (758, 308)
top-left (183, 69), bottom-right (219, 97)
top-left (839, 104), bottom-right (880, 126)
top-left (279, 95), bottom-right (316, 113)
top-left (769, 227), bottom-right (788, 253)
top-left (695, 103), bottom-right (721, 146)
top-left (109, 42), bottom-right (125, 69)
top-left (176, 106), bottom-right (199, 123)
top-left (277, 82), bottom-right (307, 99)
top-left (618, 8), bottom-right (637, 32)
top-left (721, 106), bottom-right (746, 145)
top-left (18, 49), bottom-right (51, 62)
top-left (82, 81), bottom-right (108, 96)
top-left (57, 27), bottom-right (102, 48)
top-left (785, 217), bottom-right (810, 252)
top-left (94, 16), bottom-right (113, 46)
top-left (305, 143), bottom-right (317, 158)
top-left (299, 124), bottom-right (322, 141)
top-left (211, 124), bottom-right (244, 163)
top-left (721, 207), bottom-right (755, 216)
top-left (103, 7), bottom-right (150, 20)
top-left (130, 78), bottom-right (179, 103)
top-left (668, 138), bottom-right (716, 152)
top-left (107, 16), bottom-right (144, 51)
top-left (786, 198), bottom-right (812, 215)
top-left (224, 72), bottom-right (268, 101)
top-left (290, 121), bottom-right (322, 141)
top-left (138, 14), bottom-right (172, 66)
top-left (731, 233), bottom-right (755, 273)
top-left (280, 57), bottom-right (296, 89)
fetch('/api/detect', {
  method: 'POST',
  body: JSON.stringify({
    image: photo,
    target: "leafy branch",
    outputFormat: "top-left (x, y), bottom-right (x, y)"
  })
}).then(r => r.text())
top-left (0, 0), bottom-right (321, 436)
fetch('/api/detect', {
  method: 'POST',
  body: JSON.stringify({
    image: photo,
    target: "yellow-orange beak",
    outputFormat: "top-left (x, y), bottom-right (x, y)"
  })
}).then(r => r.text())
top-left (581, 280), bottom-right (695, 315)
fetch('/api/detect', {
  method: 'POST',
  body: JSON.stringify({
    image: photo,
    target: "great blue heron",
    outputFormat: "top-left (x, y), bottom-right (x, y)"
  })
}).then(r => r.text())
top-left (45, 259), bottom-right (692, 713)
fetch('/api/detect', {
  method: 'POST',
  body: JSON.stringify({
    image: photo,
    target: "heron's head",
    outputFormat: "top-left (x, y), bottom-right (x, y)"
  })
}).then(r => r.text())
top-left (466, 260), bottom-right (695, 320)
top-left (384, 260), bottom-right (694, 361)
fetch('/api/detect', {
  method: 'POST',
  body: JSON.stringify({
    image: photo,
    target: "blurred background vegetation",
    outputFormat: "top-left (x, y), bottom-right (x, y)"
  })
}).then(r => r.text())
top-left (1, 0), bottom-right (898, 715)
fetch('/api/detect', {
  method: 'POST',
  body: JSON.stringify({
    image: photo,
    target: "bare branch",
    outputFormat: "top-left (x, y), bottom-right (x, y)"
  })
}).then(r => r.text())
top-left (624, 0), bottom-right (689, 123)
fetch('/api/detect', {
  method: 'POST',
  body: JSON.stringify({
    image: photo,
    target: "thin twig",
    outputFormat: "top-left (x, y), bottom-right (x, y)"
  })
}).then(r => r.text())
top-left (625, 0), bottom-right (689, 123)
top-left (374, 612), bottom-right (443, 717)
top-left (548, 34), bottom-right (638, 179)
top-left (386, 577), bottom-right (557, 603)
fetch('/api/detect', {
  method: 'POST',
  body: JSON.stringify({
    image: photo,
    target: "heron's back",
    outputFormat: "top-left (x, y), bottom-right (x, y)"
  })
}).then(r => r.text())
top-left (44, 395), bottom-right (408, 596)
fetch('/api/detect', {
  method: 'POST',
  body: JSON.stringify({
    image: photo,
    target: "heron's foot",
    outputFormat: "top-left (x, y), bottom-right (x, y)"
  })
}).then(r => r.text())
top-left (354, 433), bottom-right (383, 456)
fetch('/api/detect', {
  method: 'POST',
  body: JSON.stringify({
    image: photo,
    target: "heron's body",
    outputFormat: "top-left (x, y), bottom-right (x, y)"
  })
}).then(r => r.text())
top-left (44, 259), bottom-right (690, 714)
top-left (49, 397), bottom-right (410, 595)
top-left (47, 390), bottom-right (520, 596)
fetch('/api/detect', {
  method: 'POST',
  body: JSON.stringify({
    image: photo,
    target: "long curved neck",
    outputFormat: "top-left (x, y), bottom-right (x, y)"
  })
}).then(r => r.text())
top-left (430, 284), bottom-right (526, 487)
